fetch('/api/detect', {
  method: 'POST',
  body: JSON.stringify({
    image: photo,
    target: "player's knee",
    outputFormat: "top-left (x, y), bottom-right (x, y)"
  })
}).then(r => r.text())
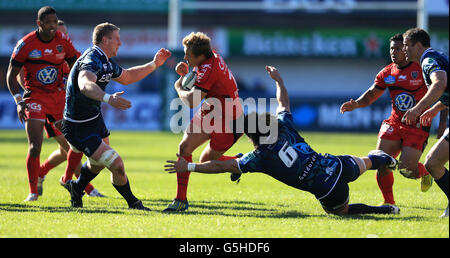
top-left (178, 141), bottom-right (194, 157)
top-left (424, 155), bottom-right (440, 174)
top-left (28, 142), bottom-right (42, 156)
top-left (109, 157), bottom-right (125, 176)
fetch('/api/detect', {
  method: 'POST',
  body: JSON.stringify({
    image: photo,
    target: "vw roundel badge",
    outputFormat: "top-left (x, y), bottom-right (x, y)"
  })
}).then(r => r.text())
top-left (37, 67), bottom-right (58, 85)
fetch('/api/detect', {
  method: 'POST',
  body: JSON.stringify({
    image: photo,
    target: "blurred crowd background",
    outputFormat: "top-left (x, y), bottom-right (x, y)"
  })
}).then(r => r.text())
top-left (0, 0), bottom-right (448, 132)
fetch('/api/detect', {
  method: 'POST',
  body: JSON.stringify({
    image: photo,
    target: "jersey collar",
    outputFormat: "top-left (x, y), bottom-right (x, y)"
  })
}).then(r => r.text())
top-left (93, 45), bottom-right (109, 61)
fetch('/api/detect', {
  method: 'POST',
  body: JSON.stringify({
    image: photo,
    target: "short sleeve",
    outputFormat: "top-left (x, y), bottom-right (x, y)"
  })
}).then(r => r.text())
top-left (78, 55), bottom-right (101, 77)
top-left (422, 57), bottom-right (445, 78)
top-left (10, 39), bottom-right (27, 67)
top-left (374, 69), bottom-right (388, 90)
top-left (193, 63), bottom-right (216, 92)
top-left (237, 150), bottom-right (263, 173)
top-left (110, 59), bottom-right (123, 78)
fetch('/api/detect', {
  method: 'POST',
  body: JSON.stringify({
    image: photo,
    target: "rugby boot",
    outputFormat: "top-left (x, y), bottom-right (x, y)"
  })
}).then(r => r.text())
top-left (129, 200), bottom-right (151, 211)
top-left (163, 198), bottom-right (189, 212)
top-left (387, 204), bottom-right (400, 214)
top-left (420, 174), bottom-right (433, 192)
top-left (59, 175), bottom-right (70, 192)
top-left (368, 150), bottom-right (398, 170)
top-left (440, 205), bottom-right (449, 218)
top-left (230, 153), bottom-right (244, 183)
top-left (66, 180), bottom-right (84, 208)
top-left (37, 176), bottom-right (45, 196)
top-left (24, 193), bottom-right (38, 202)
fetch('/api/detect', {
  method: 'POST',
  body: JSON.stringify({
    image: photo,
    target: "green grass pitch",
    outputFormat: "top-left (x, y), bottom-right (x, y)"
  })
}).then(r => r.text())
top-left (0, 130), bottom-right (448, 238)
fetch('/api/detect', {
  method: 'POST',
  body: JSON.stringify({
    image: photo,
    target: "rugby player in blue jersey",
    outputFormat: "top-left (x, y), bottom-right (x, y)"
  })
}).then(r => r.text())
top-left (401, 28), bottom-right (449, 217)
top-left (61, 22), bottom-right (171, 210)
top-left (165, 66), bottom-right (400, 215)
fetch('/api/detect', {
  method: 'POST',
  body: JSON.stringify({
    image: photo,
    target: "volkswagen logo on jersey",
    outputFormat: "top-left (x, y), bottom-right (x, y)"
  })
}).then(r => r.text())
top-left (395, 93), bottom-right (416, 112)
top-left (37, 67), bottom-right (58, 85)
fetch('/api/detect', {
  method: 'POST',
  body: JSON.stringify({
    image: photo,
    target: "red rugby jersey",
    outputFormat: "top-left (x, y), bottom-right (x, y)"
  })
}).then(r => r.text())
top-left (193, 51), bottom-right (241, 120)
top-left (374, 62), bottom-right (428, 124)
top-left (10, 30), bottom-right (79, 94)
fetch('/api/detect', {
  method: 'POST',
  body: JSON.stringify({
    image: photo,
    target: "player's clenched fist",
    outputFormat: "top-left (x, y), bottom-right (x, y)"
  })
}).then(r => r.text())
top-left (153, 48), bottom-right (172, 67)
top-left (106, 91), bottom-right (132, 110)
top-left (340, 99), bottom-right (359, 114)
top-left (175, 62), bottom-right (189, 76)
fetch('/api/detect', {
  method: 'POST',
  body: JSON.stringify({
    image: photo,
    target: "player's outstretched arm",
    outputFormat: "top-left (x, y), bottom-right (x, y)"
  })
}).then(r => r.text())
top-left (165, 154), bottom-right (241, 174)
top-left (340, 84), bottom-right (385, 114)
top-left (114, 48), bottom-right (171, 85)
top-left (78, 70), bottom-right (131, 110)
top-left (265, 66), bottom-right (290, 113)
top-left (6, 63), bottom-right (27, 123)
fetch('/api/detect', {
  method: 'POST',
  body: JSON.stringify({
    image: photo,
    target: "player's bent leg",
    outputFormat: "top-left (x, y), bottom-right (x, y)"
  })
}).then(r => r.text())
top-left (424, 137), bottom-right (449, 217)
top-left (397, 146), bottom-right (432, 192)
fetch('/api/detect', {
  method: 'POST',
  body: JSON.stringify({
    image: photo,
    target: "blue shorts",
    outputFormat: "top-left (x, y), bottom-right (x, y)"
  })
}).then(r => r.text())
top-left (318, 155), bottom-right (360, 213)
top-left (61, 114), bottom-right (110, 157)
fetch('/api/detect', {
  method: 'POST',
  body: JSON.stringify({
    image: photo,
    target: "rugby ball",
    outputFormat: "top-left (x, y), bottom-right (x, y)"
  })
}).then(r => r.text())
top-left (181, 71), bottom-right (197, 91)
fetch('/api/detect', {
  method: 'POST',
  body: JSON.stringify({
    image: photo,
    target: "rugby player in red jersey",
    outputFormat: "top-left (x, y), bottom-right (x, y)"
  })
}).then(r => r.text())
top-left (340, 33), bottom-right (432, 206)
top-left (163, 32), bottom-right (243, 212)
top-left (6, 6), bottom-right (80, 201)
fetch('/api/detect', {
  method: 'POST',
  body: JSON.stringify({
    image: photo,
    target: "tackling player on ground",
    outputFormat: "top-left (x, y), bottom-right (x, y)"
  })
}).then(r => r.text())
top-left (401, 28), bottom-right (449, 217)
top-left (340, 33), bottom-right (432, 206)
top-left (6, 6), bottom-right (79, 202)
top-left (61, 22), bottom-right (171, 210)
top-left (166, 66), bottom-right (400, 215)
top-left (164, 32), bottom-right (243, 212)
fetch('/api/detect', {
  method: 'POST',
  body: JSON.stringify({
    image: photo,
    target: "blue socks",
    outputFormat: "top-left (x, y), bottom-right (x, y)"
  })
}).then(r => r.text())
top-left (113, 178), bottom-right (139, 207)
top-left (435, 168), bottom-right (449, 202)
top-left (74, 162), bottom-right (98, 193)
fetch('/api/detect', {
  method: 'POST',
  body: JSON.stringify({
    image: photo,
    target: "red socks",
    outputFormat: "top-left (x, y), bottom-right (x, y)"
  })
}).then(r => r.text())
top-left (26, 154), bottom-right (40, 194)
top-left (376, 171), bottom-right (395, 205)
top-left (62, 149), bottom-right (83, 183)
top-left (39, 159), bottom-right (56, 178)
top-left (176, 155), bottom-right (192, 201)
top-left (416, 162), bottom-right (429, 178)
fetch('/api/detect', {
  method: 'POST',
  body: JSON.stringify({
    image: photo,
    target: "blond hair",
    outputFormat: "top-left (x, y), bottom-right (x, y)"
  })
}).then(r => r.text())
top-left (182, 32), bottom-right (213, 58)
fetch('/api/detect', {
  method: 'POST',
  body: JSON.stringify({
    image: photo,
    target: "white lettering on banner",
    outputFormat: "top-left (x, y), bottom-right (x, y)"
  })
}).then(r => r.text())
top-left (318, 103), bottom-right (391, 128)
top-left (243, 32), bottom-right (357, 56)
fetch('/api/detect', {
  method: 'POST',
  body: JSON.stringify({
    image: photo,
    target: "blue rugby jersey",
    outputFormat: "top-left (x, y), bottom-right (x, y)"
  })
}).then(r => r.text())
top-left (64, 45), bottom-right (123, 122)
top-left (237, 111), bottom-right (343, 199)
top-left (420, 48), bottom-right (449, 107)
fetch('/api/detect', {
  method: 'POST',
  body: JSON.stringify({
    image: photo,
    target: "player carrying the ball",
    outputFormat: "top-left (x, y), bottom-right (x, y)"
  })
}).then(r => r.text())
top-left (164, 32), bottom-right (243, 212)
top-left (166, 66), bottom-right (400, 215)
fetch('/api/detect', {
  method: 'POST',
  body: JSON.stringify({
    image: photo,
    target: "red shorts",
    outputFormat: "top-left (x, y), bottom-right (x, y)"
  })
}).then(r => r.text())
top-left (191, 106), bottom-right (242, 152)
top-left (25, 90), bottom-right (65, 138)
top-left (378, 119), bottom-right (429, 151)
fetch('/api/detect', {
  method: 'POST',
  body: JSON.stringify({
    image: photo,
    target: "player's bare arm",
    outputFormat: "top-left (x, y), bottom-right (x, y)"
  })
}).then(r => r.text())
top-left (114, 48), bottom-right (171, 85)
top-left (174, 78), bottom-right (207, 108)
top-left (340, 84), bottom-right (385, 114)
top-left (420, 101), bottom-right (448, 127)
top-left (266, 66), bottom-right (290, 113)
top-left (6, 63), bottom-right (27, 123)
top-left (165, 154), bottom-right (241, 174)
top-left (78, 70), bottom-right (131, 110)
top-left (403, 70), bottom-right (447, 125)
